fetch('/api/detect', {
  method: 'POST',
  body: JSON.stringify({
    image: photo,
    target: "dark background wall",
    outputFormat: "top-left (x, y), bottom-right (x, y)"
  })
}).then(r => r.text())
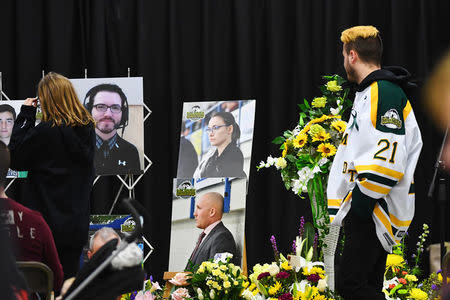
top-left (1, 0), bottom-right (450, 281)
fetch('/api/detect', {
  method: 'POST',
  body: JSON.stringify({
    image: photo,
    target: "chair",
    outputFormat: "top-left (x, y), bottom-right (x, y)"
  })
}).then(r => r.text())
top-left (16, 261), bottom-right (54, 300)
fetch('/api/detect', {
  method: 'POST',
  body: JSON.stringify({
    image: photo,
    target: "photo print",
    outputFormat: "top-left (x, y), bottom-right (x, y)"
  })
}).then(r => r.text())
top-left (169, 178), bottom-right (247, 272)
top-left (70, 77), bottom-right (145, 176)
top-left (176, 100), bottom-right (256, 180)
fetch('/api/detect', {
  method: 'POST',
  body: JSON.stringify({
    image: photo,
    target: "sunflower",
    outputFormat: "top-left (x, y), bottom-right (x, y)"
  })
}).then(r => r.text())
top-left (316, 143), bottom-right (337, 157)
top-left (293, 133), bottom-right (308, 148)
top-left (312, 131), bottom-right (331, 142)
top-left (331, 120), bottom-right (347, 133)
top-left (282, 142), bottom-right (288, 158)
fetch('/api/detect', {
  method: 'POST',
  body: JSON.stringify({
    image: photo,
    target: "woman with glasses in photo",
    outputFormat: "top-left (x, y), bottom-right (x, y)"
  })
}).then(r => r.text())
top-left (193, 111), bottom-right (246, 179)
top-left (8, 72), bottom-right (96, 281)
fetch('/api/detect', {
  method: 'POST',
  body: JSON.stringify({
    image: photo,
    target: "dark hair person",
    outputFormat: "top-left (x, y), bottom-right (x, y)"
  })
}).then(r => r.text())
top-left (8, 72), bottom-right (96, 278)
top-left (193, 111), bottom-right (246, 178)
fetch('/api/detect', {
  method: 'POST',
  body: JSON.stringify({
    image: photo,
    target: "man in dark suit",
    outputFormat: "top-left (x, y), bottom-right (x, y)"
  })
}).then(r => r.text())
top-left (186, 192), bottom-right (239, 268)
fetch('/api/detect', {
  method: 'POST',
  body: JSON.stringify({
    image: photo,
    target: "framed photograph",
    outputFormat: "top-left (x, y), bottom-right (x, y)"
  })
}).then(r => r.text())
top-left (176, 100), bottom-right (256, 180)
top-left (70, 77), bottom-right (145, 176)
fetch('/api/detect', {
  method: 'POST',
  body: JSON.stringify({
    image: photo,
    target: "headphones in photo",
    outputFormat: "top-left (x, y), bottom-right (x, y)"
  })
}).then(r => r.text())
top-left (83, 83), bottom-right (129, 129)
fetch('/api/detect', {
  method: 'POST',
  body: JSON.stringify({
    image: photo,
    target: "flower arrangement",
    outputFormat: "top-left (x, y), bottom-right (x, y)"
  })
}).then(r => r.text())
top-left (383, 224), bottom-right (434, 300)
top-left (170, 254), bottom-right (247, 300)
top-left (257, 75), bottom-right (351, 229)
top-left (242, 223), bottom-right (342, 300)
top-left (120, 277), bottom-right (163, 300)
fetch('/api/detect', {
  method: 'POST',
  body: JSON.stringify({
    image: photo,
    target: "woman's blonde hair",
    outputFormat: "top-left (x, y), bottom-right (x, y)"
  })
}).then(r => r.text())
top-left (38, 72), bottom-right (95, 127)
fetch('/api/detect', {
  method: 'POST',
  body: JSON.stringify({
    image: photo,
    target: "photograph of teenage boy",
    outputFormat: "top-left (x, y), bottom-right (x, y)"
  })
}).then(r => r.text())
top-left (0, 104), bottom-right (15, 146)
top-left (84, 84), bottom-right (141, 175)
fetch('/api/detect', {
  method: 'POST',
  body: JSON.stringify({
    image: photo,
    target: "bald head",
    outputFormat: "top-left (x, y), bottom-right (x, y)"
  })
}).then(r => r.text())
top-left (87, 227), bottom-right (121, 259)
top-left (193, 192), bottom-right (224, 229)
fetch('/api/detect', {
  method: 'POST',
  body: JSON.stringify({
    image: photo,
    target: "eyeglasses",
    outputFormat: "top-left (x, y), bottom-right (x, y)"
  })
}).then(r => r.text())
top-left (93, 104), bottom-right (122, 114)
top-left (205, 125), bottom-right (228, 133)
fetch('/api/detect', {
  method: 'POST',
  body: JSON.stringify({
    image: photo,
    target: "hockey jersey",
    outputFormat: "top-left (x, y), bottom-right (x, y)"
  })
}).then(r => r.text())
top-left (327, 68), bottom-right (423, 252)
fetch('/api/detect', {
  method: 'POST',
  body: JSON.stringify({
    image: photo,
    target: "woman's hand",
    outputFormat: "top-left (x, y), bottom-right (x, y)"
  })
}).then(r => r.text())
top-left (24, 97), bottom-right (38, 107)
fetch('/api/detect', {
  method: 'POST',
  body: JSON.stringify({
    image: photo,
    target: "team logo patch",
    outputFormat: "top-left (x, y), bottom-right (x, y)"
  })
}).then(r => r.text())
top-left (381, 109), bottom-right (402, 129)
top-left (186, 105), bottom-right (205, 121)
top-left (176, 180), bottom-right (196, 198)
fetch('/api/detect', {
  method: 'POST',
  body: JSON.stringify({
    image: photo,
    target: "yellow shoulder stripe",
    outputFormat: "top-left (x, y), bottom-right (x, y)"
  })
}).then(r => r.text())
top-left (403, 100), bottom-right (412, 120)
top-left (355, 164), bottom-right (404, 180)
top-left (370, 82), bottom-right (379, 128)
top-left (359, 179), bottom-right (390, 195)
top-left (389, 213), bottom-right (412, 227)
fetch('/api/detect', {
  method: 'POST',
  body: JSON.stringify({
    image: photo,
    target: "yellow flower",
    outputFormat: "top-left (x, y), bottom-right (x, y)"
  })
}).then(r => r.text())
top-left (331, 120), bottom-right (347, 133)
top-left (248, 283), bottom-right (256, 291)
top-left (405, 274), bottom-right (418, 282)
top-left (275, 157), bottom-right (287, 169)
top-left (386, 254), bottom-right (404, 269)
top-left (242, 281), bottom-right (249, 288)
top-left (310, 267), bottom-right (325, 275)
top-left (212, 269), bottom-right (222, 276)
top-left (220, 265), bottom-right (228, 271)
top-left (317, 143), bottom-right (337, 157)
top-left (223, 281), bottom-right (231, 289)
top-left (268, 281), bottom-right (282, 296)
top-left (293, 133), bottom-right (308, 148)
top-left (312, 97), bottom-right (327, 108)
top-left (326, 80), bottom-right (342, 92)
top-left (281, 260), bottom-right (292, 271)
top-left (282, 142), bottom-right (288, 158)
top-left (309, 124), bottom-right (325, 136)
top-left (312, 131), bottom-right (331, 142)
top-left (313, 295), bottom-right (326, 300)
top-left (409, 288), bottom-right (428, 300)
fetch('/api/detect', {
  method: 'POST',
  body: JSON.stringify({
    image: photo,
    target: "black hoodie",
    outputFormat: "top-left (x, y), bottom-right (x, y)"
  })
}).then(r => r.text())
top-left (9, 105), bottom-right (95, 253)
top-left (357, 66), bottom-right (417, 97)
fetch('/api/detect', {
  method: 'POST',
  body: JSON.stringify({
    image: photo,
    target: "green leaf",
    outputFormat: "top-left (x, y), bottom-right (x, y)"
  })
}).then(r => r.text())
top-left (299, 104), bottom-right (306, 111)
top-left (397, 289), bottom-right (408, 294)
top-left (304, 98), bottom-right (311, 109)
top-left (302, 223), bottom-right (315, 257)
top-left (256, 281), bottom-right (268, 297)
top-left (283, 130), bottom-right (293, 138)
top-left (286, 154), bottom-right (297, 162)
top-left (272, 136), bottom-right (285, 144)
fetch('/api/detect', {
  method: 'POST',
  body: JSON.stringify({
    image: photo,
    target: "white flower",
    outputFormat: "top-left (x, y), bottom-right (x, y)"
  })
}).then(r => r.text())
top-left (317, 278), bottom-right (328, 292)
top-left (318, 157), bottom-right (329, 166)
top-left (267, 155), bottom-right (275, 166)
top-left (383, 277), bottom-right (399, 290)
top-left (197, 288), bottom-right (204, 300)
top-left (292, 125), bottom-right (301, 136)
top-left (267, 263), bottom-right (280, 276)
top-left (312, 165), bottom-right (321, 174)
top-left (330, 107), bottom-right (340, 115)
top-left (259, 161), bottom-right (266, 168)
top-left (209, 289), bottom-right (215, 299)
top-left (241, 290), bottom-right (253, 300)
top-left (275, 157), bottom-right (287, 169)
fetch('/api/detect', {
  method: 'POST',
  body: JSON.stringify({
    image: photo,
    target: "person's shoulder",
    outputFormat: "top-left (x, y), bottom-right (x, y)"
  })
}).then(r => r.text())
top-left (5, 198), bottom-right (44, 219)
top-left (116, 135), bottom-right (138, 151)
top-left (223, 144), bottom-right (243, 157)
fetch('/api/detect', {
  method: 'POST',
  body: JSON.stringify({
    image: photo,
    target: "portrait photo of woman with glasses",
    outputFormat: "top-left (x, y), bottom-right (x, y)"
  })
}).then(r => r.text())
top-left (193, 111), bottom-right (246, 179)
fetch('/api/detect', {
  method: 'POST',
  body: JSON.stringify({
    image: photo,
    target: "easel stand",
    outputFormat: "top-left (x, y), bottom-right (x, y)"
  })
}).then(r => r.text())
top-left (428, 127), bottom-right (448, 268)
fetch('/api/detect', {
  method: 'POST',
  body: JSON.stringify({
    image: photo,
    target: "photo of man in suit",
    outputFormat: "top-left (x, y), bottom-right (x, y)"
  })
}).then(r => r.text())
top-left (186, 192), bottom-right (238, 268)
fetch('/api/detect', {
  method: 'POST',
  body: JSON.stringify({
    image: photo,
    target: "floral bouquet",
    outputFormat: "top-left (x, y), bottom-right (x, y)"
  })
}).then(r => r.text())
top-left (383, 224), bottom-right (432, 300)
top-left (242, 229), bottom-right (341, 300)
top-left (120, 277), bottom-right (163, 300)
top-left (258, 75), bottom-right (351, 230)
top-left (170, 254), bottom-right (247, 300)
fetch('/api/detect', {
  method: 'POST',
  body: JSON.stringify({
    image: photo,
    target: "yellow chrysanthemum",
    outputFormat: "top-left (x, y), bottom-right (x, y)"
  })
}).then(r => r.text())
top-left (386, 254), bottom-right (405, 269)
top-left (341, 25), bottom-right (379, 43)
top-left (282, 142), bottom-right (288, 158)
top-left (312, 131), bottom-right (331, 142)
top-left (312, 97), bottom-right (327, 108)
top-left (408, 288), bottom-right (428, 300)
top-left (326, 80), bottom-right (342, 92)
top-left (223, 281), bottom-right (231, 289)
top-left (405, 274), bottom-right (418, 282)
top-left (281, 260), bottom-right (292, 271)
top-left (331, 120), bottom-right (347, 133)
top-left (268, 281), bottom-right (282, 296)
top-left (317, 143), bottom-right (337, 157)
top-left (313, 295), bottom-right (326, 300)
top-left (293, 133), bottom-right (308, 148)
top-left (310, 267), bottom-right (325, 275)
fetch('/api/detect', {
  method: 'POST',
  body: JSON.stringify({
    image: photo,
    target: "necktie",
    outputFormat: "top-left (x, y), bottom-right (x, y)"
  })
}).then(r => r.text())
top-left (189, 232), bottom-right (206, 261)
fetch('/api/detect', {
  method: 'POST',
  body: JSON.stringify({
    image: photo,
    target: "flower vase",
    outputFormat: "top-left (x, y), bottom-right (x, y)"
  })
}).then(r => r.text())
top-left (321, 223), bottom-right (340, 291)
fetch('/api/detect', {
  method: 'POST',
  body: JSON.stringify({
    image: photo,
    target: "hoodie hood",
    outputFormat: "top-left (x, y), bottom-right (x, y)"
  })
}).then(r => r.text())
top-left (58, 123), bottom-right (96, 164)
top-left (357, 66), bottom-right (417, 95)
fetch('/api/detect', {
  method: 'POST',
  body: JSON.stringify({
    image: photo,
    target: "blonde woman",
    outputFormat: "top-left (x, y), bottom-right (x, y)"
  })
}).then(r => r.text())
top-left (9, 72), bottom-right (96, 279)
